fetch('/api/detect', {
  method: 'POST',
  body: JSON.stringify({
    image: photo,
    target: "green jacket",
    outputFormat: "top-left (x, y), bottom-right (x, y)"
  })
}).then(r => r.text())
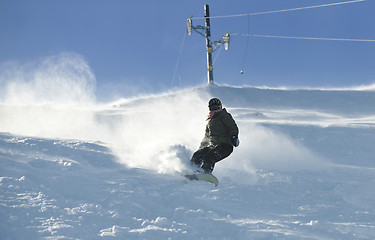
top-left (199, 108), bottom-right (239, 149)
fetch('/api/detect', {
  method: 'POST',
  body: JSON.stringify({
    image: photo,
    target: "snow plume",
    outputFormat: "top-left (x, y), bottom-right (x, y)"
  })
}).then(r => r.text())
top-left (0, 53), bottom-right (327, 177)
top-left (214, 122), bottom-right (327, 185)
top-left (0, 52), bottom-right (96, 105)
top-left (351, 83), bottom-right (375, 91)
top-left (0, 51), bottom-right (209, 173)
top-left (108, 88), bottom-right (328, 177)
top-left (0, 53), bottom-right (101, 139)
top-left (0, 52), bottom-right (207, 174)
top-left (109, 91), bottom-right (209, 174)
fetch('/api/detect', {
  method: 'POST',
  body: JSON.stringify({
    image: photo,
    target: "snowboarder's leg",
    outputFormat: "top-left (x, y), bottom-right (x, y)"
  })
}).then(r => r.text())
top-left (201, 157), bottom-right (215, 174)
top-left (201, 144), bottom-right (233, 173)
top-left (190, 147), bottom-right (211, 168)
top-left (212, 144), bottom-right (233, 164)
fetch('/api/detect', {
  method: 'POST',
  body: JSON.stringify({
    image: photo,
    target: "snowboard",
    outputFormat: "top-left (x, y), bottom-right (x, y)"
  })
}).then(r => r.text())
top-left (184, 173), bottom-right (218, 187)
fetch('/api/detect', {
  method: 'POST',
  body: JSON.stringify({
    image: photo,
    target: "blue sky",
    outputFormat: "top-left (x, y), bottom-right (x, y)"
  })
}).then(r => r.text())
top-left (1, 0), bottom-right (374, 99)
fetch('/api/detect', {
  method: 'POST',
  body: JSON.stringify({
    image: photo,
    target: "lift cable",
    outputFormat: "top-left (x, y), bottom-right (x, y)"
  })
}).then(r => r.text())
top-left (191, 0), bottom-right (366, 20)
top-left (231, 33), bottom-right (375, 43)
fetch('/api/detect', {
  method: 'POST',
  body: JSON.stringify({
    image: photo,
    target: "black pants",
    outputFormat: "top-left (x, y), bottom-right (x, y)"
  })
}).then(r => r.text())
top-left (191, 144), bottom-right (233, 174)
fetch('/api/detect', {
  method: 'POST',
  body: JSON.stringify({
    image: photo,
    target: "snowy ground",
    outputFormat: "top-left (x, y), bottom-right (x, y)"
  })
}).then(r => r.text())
top-left (1, 85), bottom-right (375, 239)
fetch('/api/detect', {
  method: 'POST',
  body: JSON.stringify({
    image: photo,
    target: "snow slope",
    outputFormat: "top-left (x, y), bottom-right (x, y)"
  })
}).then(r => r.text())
top-left (1, 85), bottom-right (375, 239)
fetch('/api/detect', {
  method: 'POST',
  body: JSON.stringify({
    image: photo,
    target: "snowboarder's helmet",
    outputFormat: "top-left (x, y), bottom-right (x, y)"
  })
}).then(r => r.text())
top-left (208, 98), bottom-right (222, 111)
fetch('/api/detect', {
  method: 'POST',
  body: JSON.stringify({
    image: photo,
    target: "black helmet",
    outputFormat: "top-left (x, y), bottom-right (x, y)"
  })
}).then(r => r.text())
top-left (208, 98), bottom-right (222, 111)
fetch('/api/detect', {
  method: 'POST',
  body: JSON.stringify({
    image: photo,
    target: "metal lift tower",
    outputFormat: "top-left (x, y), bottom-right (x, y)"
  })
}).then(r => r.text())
top-left (187, 4), bottom-right (230, 85)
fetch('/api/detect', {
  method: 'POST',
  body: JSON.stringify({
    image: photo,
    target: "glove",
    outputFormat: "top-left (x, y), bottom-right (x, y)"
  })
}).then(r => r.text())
top-left (231, 135), bottom-right (239, 147)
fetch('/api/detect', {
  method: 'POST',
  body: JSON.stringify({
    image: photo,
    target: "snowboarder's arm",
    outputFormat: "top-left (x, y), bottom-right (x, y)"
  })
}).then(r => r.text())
top-left (223, 112), bottom-right (239, 137)
top-left (199, 126), bottom-right (210, 149)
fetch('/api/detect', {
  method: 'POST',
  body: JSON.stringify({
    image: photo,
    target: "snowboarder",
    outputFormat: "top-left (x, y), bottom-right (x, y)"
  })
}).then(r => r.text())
top-left (191, 98), bottom-right (239, 174)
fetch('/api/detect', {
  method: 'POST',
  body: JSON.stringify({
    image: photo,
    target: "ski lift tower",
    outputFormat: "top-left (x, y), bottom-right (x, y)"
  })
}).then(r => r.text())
top-left (187, 4), bottom-right (230, 85)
